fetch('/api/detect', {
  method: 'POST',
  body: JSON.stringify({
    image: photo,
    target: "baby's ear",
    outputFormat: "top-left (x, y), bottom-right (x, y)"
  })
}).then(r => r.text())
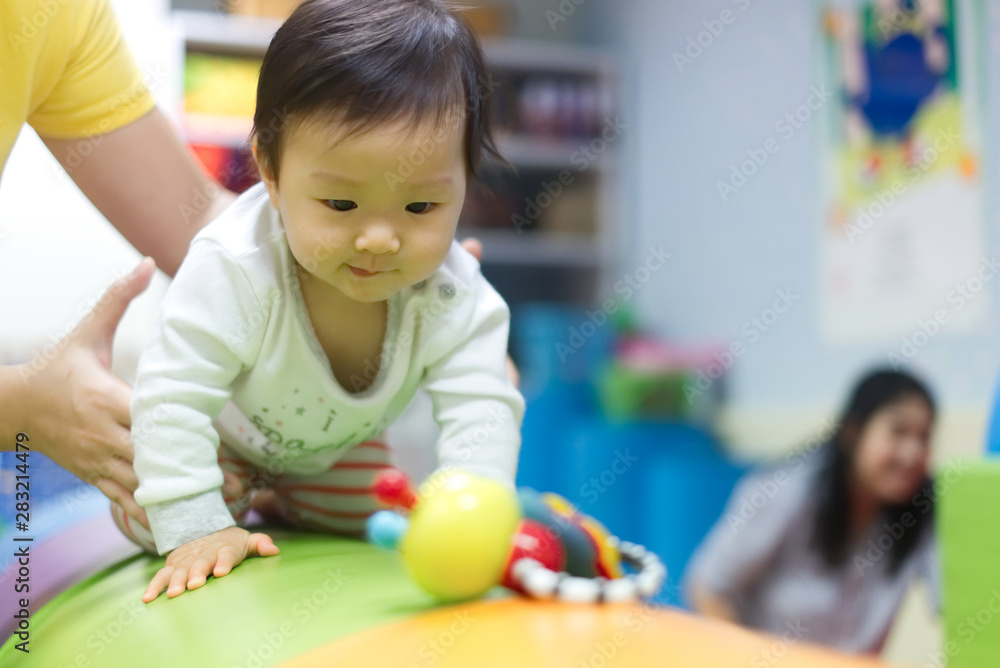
top-left (251, 139), bottom-right (280, 207)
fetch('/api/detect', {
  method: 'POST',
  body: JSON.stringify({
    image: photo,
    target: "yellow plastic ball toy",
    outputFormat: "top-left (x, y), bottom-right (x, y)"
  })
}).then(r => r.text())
top-left (399, 469), bottom-right (521, 601)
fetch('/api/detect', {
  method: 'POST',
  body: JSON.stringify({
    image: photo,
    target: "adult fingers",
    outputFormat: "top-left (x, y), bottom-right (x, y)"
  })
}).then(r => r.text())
top-left (505, 356), bottom-right (520, 389)
top-left (221, 469), bottom-right (246, 501)
top-left (96, 478), bottom-right (148, 528)
top-left (98, 454), bottom-right (139, 491)
top-left (79, 258), bottom-right (156, 360)
top-left (106, 374), bottom-right (136, 430)
top-left (459, 237), bottom-right (483, 262)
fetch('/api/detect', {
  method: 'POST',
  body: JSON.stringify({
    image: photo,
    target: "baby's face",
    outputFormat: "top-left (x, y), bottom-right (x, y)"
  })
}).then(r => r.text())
top-left (260, 114), bottom-right (467, 304)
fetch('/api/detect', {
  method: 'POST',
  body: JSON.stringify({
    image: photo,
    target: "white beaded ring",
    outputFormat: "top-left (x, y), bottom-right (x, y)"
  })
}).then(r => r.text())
top-left (509, 537), bottom-right (666, 603)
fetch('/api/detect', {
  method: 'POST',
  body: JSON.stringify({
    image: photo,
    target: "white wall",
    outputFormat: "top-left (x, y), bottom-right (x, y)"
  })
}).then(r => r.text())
top-left (600, 0), bottom-right (999, 447)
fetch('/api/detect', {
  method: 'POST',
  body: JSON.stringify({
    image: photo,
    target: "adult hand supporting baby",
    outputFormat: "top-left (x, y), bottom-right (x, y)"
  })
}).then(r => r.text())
top-left (0, 258), bottom-right (156, 527)
top-left (0, 258), bottom-right (245, 528)
top-left (142, 526), bottom-right (280, 602)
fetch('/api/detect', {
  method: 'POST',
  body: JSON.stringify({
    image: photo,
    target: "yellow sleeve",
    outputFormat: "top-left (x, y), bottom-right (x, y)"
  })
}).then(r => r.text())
top-left (27, 0), bottom-right (156, 138)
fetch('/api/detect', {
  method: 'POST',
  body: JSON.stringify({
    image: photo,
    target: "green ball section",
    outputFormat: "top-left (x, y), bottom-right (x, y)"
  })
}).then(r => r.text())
top-left (1, 530), bottom-right (440, 668)
top-left (939, 458), bottom-right (1000, 668)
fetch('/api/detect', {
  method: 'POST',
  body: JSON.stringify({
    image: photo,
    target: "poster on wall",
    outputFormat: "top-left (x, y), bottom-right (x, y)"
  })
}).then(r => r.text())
top-left (820, 0), bottom-right (988, 344)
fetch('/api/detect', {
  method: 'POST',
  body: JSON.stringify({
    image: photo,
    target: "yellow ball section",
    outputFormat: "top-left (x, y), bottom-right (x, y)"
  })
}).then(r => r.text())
top-left (400, 469), bottom-right (521, 601)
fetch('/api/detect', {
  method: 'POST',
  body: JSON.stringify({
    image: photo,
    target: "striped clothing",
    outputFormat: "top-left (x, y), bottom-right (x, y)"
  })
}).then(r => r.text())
top-left (114, 438), bottom-right (392, 553)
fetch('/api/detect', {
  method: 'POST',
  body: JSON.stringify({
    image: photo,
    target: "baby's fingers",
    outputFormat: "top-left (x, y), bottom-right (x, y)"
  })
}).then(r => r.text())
top-left (247, 532), bottom-right (280, 558)
top-left (213, 545), bottom-right (241, 578)
top-left (166, 565), bottom-right (192, 598)
top-left (143, 566), bottom-right (175, 603)
top-left (186, 557), bottom-right (216, 591)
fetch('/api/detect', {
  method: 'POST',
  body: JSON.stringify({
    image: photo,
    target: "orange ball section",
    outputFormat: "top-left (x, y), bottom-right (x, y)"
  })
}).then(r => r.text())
top-left (280, 598), bottom-right (894, 668)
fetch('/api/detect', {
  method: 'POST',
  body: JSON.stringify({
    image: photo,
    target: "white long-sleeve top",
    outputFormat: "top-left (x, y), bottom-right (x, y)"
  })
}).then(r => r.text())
top-left (132, 184), bottom-right (524, 554)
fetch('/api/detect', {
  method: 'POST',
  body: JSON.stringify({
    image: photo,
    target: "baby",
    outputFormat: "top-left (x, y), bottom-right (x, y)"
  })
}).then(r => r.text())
top-left (116, 0), bottom-right (524, 602)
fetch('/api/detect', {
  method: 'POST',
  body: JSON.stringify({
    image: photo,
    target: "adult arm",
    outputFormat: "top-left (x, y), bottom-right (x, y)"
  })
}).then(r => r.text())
top-left (683, 466), bottom-right (804, 624)
top-left (0, 259), bottom-right (155, 523)
top-left (41, 107), bottom-right (236, 279)
top-left (0, 0), bottom-right (236, 520)
top-left (1, 110), bottom-right (238, 519)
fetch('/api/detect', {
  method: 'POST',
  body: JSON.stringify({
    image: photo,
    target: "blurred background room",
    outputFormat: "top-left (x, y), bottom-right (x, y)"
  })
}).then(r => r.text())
top-left (3, 0), bottom-right (1000, 664)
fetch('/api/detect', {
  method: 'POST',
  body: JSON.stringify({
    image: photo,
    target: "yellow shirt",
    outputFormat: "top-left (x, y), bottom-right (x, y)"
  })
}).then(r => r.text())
top-left (0, 0), bottom-right (155, 173)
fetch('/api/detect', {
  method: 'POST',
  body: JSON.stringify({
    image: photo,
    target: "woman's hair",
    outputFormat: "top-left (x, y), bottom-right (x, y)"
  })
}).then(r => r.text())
top-left (812, 368), bottom-right (936, 575)
top-left (251, 0), bottom-right (503, 180)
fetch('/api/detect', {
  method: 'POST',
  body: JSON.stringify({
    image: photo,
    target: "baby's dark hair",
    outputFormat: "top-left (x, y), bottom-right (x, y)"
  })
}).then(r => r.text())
top-left (251, 0), bottom-right (502, 180)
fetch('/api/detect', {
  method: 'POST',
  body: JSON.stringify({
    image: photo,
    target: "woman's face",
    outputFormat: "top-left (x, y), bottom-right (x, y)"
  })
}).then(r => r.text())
top-left (852, 395), bottom-right (934, 505)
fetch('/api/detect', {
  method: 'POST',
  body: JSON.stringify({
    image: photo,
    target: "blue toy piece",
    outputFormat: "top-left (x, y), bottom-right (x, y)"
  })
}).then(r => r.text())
top-left (366, 509), bottom-right (409, 550)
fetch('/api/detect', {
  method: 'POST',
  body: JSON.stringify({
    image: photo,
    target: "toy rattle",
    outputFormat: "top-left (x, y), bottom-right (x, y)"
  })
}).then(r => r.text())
top-left (366, 467), bottom-right (666, 603)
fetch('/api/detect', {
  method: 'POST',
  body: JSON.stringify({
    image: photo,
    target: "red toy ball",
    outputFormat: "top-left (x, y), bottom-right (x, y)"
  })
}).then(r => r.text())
top-left (374, 469), bottom-right (418, 510)
top-left (501, 519), bottom-right (566, 594)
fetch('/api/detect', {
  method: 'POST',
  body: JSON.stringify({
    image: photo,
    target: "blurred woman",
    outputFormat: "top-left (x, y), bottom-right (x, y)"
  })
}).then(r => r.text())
top-left (684, 369), bottom-right (938, 654)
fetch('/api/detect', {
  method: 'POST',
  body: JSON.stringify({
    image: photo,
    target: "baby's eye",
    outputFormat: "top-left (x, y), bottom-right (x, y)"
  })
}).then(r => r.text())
top-left (405, 202), bottom-right (436, 214)
top-left (326, 200), bottom-right (357, 211)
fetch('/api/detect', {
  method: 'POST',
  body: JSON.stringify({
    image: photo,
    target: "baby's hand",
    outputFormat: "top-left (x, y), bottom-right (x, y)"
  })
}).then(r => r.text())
top-left (142, 527), bottom-right (279, 602)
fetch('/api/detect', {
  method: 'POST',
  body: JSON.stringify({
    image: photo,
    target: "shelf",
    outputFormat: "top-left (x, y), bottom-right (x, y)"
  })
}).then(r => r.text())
top-left (179, 115), bottom-right (610, 171)
top-left (176, 10), bottom-right (280, 53)
top-left (495, 134), bottom-right (610, 171)
top-left (174, 11), bottom-right (613, 77)
top-left (480, 38), bottom-right (614, 76)
top-left (456, 230), bottom-right (600, 267)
